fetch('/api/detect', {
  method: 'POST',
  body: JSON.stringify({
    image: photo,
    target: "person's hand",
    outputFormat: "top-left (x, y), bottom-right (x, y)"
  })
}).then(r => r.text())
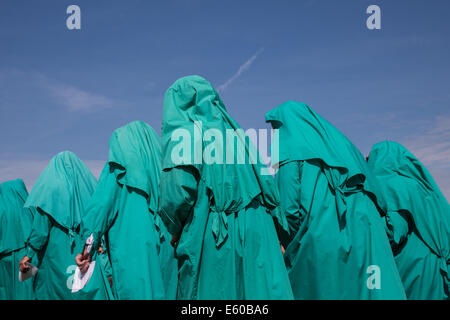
top-left (280, 244), bottom-right (285, 255)
top-left (19, 256), bottom-right (31, 272)
top-left (170, 235), bottom-right (179, 248)
top-left (75, 247), bottom-right (91, 273)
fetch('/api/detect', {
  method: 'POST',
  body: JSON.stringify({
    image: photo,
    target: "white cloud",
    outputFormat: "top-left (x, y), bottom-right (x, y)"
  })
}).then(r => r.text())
top-left (46, 82), bottom-right (114, 112)
top-left (217, 48), bottom-right (264, 93)
top-left (0, 159), bottom-right (106, 192)
top-left (402, 115), bottom-right (450, 169)
top-left (0, 69), bottom-right (114, 113)
top-left (345, 111), bottom-right (450, 201)
top-left (400, 115), bottom-right (450, 201)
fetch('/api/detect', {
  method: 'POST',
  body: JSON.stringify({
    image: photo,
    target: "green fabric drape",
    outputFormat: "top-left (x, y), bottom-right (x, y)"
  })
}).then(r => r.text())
top-left (368, 141), bottom-right (450, 299)
top-left (24, 151), bottom-right (112, 300)
top-left (0, 179), bottom-right (35, 299)
top-left (158, 75), bottom-right (293, 300)
top-left (266, 101), bottom-right (406, 299)
top-left (80, 121), bottom-right (177, 299)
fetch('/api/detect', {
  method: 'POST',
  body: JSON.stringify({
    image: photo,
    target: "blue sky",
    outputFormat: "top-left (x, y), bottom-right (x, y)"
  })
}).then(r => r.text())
top-left (0, 0), bottom-right (449, 199)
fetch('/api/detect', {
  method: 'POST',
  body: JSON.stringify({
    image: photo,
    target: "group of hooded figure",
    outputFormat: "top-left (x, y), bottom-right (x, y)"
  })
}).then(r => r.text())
top-left (0, 75), bottom-right (449, 300)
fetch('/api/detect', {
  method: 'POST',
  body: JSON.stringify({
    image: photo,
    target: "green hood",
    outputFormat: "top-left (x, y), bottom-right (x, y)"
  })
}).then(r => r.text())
top-left (24, 151), bottom-right (97, 233)
top-left (162, 75), bottom-right (284, 223)
top-left (368, 141), bottom-right (450, 270)
top-left (108, 121), bottom-right (162, 213)
top-left (266, 101), bottom-right (367, 176)
top-left (0, 179), bottom-right (35, 255)
top-left (266, 101), bottom-right (387, 215)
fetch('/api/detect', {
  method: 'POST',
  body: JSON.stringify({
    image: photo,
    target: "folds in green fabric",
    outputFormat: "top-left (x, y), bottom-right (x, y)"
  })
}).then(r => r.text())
top-left (81, 121), bottom-right (177, 299)
top-left (108, 121), bottom-right (161, 214)
top-left (23, 151), bottom-right (110, 300)
top-left (266, 101), bottom-right (387, 214)
top-left (158, 75), bottom-right (293, 299)
top-left (25, 151), bottom-right (97, 234)
top-left (161, 75), bottom-right (289, 239)
top-left (0, 179), bottom-right (35, 299)
top-left (368, 141), bottom-right (450, 299)
top-left (266, 101), bottom-right (406, 299)
top-left (0, 179), bottom-right (34, 256)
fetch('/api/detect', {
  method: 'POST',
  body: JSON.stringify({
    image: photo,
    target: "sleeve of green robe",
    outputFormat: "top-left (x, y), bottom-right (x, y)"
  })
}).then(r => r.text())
top-left (158, 166), bottom-right (199, 238)
top-left (81, 164), bottom-right (121, 255)
top-left (385, 210), bottom-right (410, 254)
top-left (276, 161), bottom-right (305, 245)
top-left (25, 210), bottom-right (52, 261)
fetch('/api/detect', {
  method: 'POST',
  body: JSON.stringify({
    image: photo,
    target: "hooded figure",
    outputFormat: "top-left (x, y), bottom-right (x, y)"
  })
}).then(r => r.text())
top-left (0, 179), bottom-right (35, 299)
top-left (76, 121), bottom-right (177, 299)
top-left (367, 141), bottom-right (450, 300)
top-left (265, 101), bottom-right (406, 299)
top-left (158, 75), bottom-right (293, 300)
top-left (19, 151), bottom-right (112, 300)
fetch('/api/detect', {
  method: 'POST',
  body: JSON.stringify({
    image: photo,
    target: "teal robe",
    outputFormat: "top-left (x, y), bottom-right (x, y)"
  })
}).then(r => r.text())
top-left (80, 121), bottom-right (177, 300)
top-left (266, 101), bottom-right (406, 299)
top-left (24, 151), bottom-right (112, 300)
top-left (368, 141), bottom-right (450, 300)
top-left (158, 75), bottom-right (293, 300)
top-left (0, 179), bottom-right (35, 300)
top-left (97, 238), bottom-right (114, 290)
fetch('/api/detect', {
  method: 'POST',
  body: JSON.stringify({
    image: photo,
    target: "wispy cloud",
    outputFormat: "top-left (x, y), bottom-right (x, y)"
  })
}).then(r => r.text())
top-left (0, 158), bottom-right (106, 192)
top-left (401, 115), bottom-right (450, 200)
top-left (342, 111), bottom-right (450, 201)
top-left (217, 48), bottom-right (264, 93)
top-left (45, 82), bottom-right (114, 112)
top-left (0, 69), bottom-right (115, 113)
top-left (36, 74), bottom-right (114, 112)
top-left (402, 115), bottom-right (450, 169)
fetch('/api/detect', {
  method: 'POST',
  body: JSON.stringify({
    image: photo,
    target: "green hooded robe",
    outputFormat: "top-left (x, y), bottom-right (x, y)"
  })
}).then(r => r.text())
top-left (0, 179), bottom-right (35, 300)
top-left (266, 101), bottom-right (406, 300)
top-left (368, 141), bottom-right (450, 300)
top-left (158, 75), bottom-right (293, 300)
top-left (80, 121), bottom-right (177, 300)
top-left (24, 151), bottom-right (112, 300)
